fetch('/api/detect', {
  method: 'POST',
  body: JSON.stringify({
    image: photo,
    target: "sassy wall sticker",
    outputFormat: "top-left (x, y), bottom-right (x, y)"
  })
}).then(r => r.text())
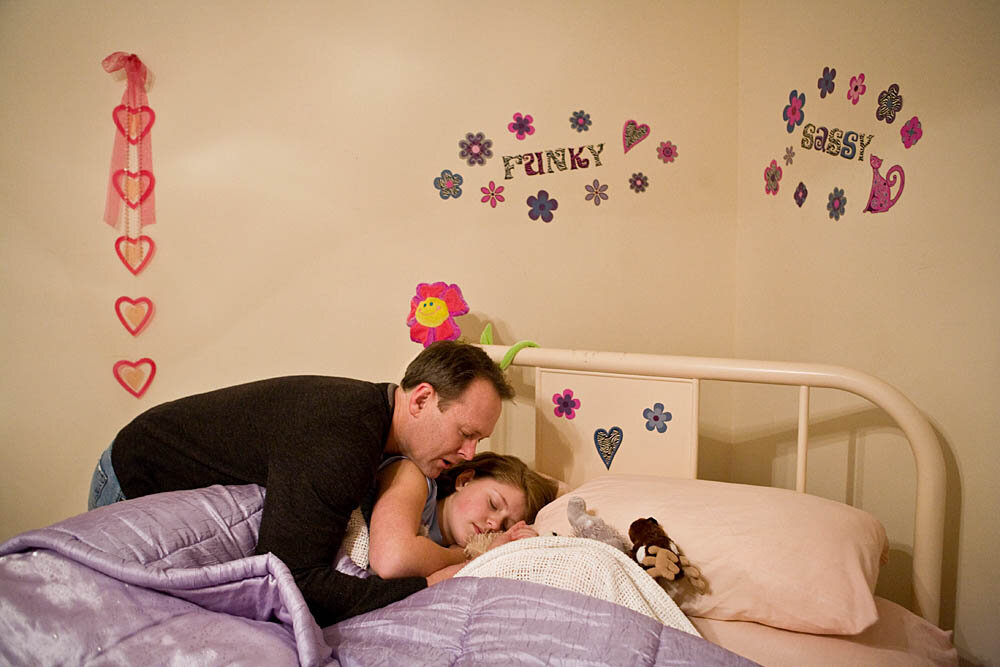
top-left (643, 403), bottom-right (672, 433)
top-left (553, 389), bottom-right (581, 419)
top-left (480, 181), bottom-right (505, 207)
top-left (876, 84), bottom-right (904, 124)
top-left (794, 182), bottom-right (808, 207)
top-left (800, 125), bottom-right (875, 162)
top-left (434, 170), bottom-right (463, 199)
top-left (508, 113), bottom-right (535, 140)
top-left (594, 426), bottom-right (624, 469)
top-left (114, 235), bottom-right (156, 275)
top-left (827, 187), bottom-right (847, 220)
top-left (115, 296), bottom-right (154, 336)
top-left (901, 116), bottom-right (922, 148)
top-left (502, 144), bottom-right (605, 180)
top-left (622, 120), bottom-right (651, 153)
top-left (817, 67), bottom-right (837, 99)
top-left (847, 73), bottom-right (867, 105)
top-left (764, 160), bottom-right (783, 195)
top-left (656, 141), bottom-right (677, 164)
top-left (862, 155), bottom-right (905, 213)
top-left (459, 132), bottom-right (493, 166)
top-left (526, 190), bottom-right (558, 222)
top-left (570, 110), bottom-right (592, 132)
top-left (113, 358), bottom-right (156, 398)
top-left (783, 90), bottom-right (806, 133)
top-left (584, 179), bottom-right (609, 206)
top-left (407, 282), bottom-right (469, 347)
top-left (629, 173), bottom-right (649, 193)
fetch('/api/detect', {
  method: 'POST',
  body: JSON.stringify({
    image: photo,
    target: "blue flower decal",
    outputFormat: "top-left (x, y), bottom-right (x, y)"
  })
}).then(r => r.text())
top-left (553, 389), bottom-right (581, 419)
top-left (570, 110), bottom-right (592, 132)
top-left (817, 66), bottom-right (836, 99)
top-left (527, 190), bottom-right (559, 223)
top-left (434, 170), bottom-right (463, 199)
top-left (827, 187), bottom-right (847, 220)
top-left (643, 403), bottom-right (672, 433)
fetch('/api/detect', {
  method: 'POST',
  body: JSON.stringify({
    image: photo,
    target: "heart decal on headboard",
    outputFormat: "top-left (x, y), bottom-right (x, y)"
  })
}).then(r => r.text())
top-left (594, 426), bottom-right (624, 470)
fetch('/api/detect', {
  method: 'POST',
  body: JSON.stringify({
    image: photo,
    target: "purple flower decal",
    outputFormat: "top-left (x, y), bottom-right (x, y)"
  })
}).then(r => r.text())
top-left (827, 187), bottom-right (847, 220)
top-left (434, 169), bottom-right (463, 199)
top-left (527, 190), bottom-right (558, 222)
top-left (570, 110), bottom-right (592, 132)
top-left (629, 172), bottom-right (649, 193)
top-left (459, 132), bottom-right (493, 166)
top-left (901, 116), bottom-right (923, 148)
top-left (817, 67), bottom-right (836, 99)
top-left (553, 389), bottom-right (581, 419)
top-left (764, 159), bottom-right (782, 195)
top-left (480, 180), bottom-right (505, 208)
top-left (847, 73), bottom-right (867, 105)
top-left (584, 179), bottom-right (609, 206)
top-left (643, 403), bottom-right (672, 433)
top-left (783, 90), bottom-right (806, 133)
top-left (876, 84), bottom-right (904, 124)
top-left (794, 182), bottom-right (808, 207)
top-left (783, 146), bottom-right (795, 166)
top-left (508, 112), bottom-right (535, 140)
top-left (657, 141), bottom-right (678, 163)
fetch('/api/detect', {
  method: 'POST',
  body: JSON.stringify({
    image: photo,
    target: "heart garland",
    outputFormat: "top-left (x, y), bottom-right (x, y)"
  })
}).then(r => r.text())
top-left (594, 426), bottom-right (624, 470)
top-left (622, 120), bottom-right (651, 153)
top-left (113, 358), bottom-right (157, 397)
top-left (114, 235), bottom-right (155, 275)
top-left (115, 296), bottom-right (154, 335)
top-left (112, 169), bottom-right (155, 209)
top-left (112, 105), bottom-right (156, 144)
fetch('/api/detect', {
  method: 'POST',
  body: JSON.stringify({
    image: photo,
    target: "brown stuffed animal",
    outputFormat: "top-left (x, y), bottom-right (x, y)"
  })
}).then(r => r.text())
top-left (628, 517), bottom-right (706, 592)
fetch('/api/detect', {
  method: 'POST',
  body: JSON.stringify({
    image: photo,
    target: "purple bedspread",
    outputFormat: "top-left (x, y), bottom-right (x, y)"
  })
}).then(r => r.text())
top-left (0, 485), bottom-right (755, 666)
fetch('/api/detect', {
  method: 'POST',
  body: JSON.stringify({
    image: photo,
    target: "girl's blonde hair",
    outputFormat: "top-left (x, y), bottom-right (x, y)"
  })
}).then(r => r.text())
top-left (437, 451), bottom-right (558, 523)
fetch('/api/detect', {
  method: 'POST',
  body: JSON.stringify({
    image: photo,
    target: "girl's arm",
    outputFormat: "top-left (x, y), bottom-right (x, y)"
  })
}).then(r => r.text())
top-left (368, 459), bottom-right (466, 579)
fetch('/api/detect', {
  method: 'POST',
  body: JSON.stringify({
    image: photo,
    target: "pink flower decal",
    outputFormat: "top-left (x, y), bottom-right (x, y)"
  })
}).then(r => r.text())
top-left (657, 141), bottom-right (678, 163)
top-left (764, 159), bottom-right (782, 195)
top-left (553, 389), bottom-right (581, 419)
top-left (508, 112), bottom-right (535, 140)
top-left (407, 282), bottom-right (469, 347)
top-left (847, 73), bottom-right (867, 105)
top-left (901, 116), bottom-right (923, 148)
top-left (480, 180), bottom-right (505, 208)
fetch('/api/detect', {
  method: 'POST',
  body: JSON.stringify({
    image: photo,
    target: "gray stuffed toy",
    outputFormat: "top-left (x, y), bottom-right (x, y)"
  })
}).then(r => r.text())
top-left (566, 496), bottom-right (629, 554)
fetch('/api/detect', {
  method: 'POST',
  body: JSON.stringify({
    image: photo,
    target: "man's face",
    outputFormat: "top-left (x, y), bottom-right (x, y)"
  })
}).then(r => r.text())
top-left (405, 377), bottom-right (502, 478)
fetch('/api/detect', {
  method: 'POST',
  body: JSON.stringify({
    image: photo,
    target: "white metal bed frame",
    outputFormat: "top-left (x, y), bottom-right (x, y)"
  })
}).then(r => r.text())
top-left (480, 344), bottom-right (946, 626)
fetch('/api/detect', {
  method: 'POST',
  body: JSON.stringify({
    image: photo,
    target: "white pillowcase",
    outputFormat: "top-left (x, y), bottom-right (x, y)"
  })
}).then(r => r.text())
top-left (532, 474), bottom-right (888, 635)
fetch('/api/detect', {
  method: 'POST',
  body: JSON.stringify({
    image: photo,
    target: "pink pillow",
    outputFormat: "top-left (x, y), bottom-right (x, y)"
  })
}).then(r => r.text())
top-left (532, 474), bottom-right (887, 634)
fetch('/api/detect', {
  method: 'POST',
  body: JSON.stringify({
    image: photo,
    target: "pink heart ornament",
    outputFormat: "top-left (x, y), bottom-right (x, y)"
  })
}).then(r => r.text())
top-left (623, 120), bottom-right (651, 153)
top-left (113, 358), bottom-right (156, 397)
top-left (115, 235), bottom-right (155, 275)
top-left (112, 169), bottom-right (155, 209)
top-left (112, 105), bottom-right (156, 144)
top-left (115, 296), bottom-right (154, 335)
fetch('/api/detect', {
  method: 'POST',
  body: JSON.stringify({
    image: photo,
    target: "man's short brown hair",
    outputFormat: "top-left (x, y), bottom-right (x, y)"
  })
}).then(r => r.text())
top-left (400, 341), bottom-right (514, 408)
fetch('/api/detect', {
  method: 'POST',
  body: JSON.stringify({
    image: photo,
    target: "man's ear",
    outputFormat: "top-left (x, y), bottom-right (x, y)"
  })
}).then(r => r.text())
top-left (408, 382), bottom-right (436, 416)
top-left (456, 469), bottom-right (475, 488)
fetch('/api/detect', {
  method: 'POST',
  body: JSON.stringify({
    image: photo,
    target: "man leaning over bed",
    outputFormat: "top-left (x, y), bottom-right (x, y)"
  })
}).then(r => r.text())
top-left (87, 341), bottom-right (511, 625)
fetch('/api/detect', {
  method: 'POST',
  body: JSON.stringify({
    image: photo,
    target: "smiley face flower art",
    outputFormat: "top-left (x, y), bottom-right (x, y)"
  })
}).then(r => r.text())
top-left (407, 282), bottom-right (470, 347)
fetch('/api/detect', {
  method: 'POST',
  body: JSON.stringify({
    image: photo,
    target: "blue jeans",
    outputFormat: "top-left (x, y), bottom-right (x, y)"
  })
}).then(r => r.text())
top-left (89, 443), bottom-right (126, 510)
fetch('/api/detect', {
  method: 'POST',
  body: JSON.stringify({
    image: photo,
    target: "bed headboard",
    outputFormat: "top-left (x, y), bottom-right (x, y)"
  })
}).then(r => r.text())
top-left (480, 344), bottom-right (946, 626)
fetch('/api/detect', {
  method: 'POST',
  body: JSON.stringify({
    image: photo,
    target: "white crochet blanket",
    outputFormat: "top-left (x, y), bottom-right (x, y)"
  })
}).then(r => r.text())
top-left (456, 536), bottom-right (699, 636)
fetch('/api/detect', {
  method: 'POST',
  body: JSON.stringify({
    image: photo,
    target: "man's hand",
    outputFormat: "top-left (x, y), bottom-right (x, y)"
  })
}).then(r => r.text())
top-left (426, 561), bottom-right (465, 586)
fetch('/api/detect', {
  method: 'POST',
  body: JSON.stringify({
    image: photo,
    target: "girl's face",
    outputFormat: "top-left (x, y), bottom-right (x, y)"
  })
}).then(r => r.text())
top-left (439, 472), bottom-right (528, 546)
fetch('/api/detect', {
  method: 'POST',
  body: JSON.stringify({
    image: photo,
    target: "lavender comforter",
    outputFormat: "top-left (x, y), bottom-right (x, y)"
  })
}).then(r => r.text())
top-left (0, 485), bottom-right (755, 666)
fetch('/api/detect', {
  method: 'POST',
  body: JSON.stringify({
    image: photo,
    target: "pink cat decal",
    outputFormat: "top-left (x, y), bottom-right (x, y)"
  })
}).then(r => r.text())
top-left (863, 154), bottom-right (905, 213)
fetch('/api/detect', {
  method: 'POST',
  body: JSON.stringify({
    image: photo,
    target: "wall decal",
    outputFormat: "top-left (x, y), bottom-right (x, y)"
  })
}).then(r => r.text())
top-left (847, 73), bottom-right (867, 105)
top-left (584, 179), bottom-right (609, 206)
top-left (643, 403), bottom-right (672, 433)
top-left (901, 116), bottom-right (923, 148)
top-left (459, 132), bottom-right (493, 166)
top-left (526, 190), bottom-right (558, 222)
top-left (800, 124), bottom-right (875, 162)
top-left (594, 426), bottom-right (624, 470)
top-left (817, 66), bottom-right (837, 99)
top-left (764, 160), bottom-right (783, 195)
top-left (433, 169), bottom-right (463, 199)
top-left (570, 110), bottom-right (592, 132)
top-left (113, 358), bottom-right (156, 398)
top-left (553, 389), bottom-right (581, 419)
top-left (480, 180), bottom-right (505, 208)
top-left (502, 144), bottom-right (604, 180)
top-left (862, 155), bottom-right (905, 213)
top-left (622, 120), bottom-right (651, 153)
top-left (827, 187), bottom-right (847, 220)
top-left (876, 83), bottom-right (904, 124)
top-left (783, 90), bottom-right (806, 133)
top-left (406, 282), bottom-right (469, 347)
top-left (115, 296), bottom-right (154, 336)
top-left (794, 182), bottom-right (808, 207)
top-left (508, 112), bottom-right (535, 140)
top-left (783, 146), bottom-right (795, 166)
top-left (656, 141), bottom-right (678, 164)
top-left (629, 172), bottom-right (649, 193)
top-left (115, 235), bottom-right (155, 275)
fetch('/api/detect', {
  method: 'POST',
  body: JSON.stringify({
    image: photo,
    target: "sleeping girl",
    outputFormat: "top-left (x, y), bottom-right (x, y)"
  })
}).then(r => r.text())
top-left (368, 451), bottom-right (558, 580)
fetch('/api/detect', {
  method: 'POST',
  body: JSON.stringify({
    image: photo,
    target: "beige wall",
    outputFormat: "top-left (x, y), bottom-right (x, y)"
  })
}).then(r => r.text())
top-left (0, 0), bottom-right (995, 663)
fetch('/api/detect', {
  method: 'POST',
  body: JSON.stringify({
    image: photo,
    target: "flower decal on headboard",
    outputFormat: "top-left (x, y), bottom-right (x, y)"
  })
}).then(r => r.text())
top-left (407, 282), bottom-right (469, 347)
